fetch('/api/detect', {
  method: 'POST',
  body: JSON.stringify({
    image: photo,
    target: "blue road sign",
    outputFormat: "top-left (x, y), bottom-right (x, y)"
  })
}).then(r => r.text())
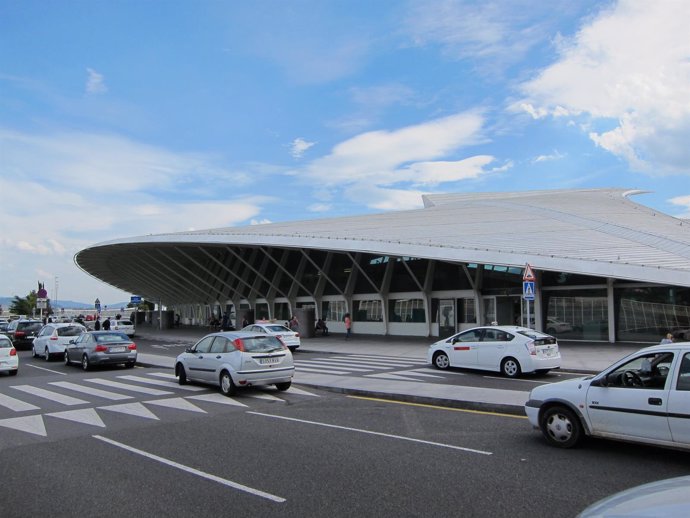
top-left (523, 281), bottom-right (535, 300)
top-left (130, 295), bottom-right (142, 304)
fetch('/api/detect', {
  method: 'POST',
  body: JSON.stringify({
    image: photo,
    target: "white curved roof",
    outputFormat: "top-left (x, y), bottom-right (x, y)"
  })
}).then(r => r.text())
top-left (76, 188), bottom-right (690, 298)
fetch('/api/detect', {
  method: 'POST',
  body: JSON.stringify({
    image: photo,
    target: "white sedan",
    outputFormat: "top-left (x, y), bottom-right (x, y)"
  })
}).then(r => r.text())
top-left (242, 323), bottom-right (300, 352)
top-left (0, 335), bottom-right (18, 376)
top-left (32, 323), bottom-right (86, 360)
top-left (428, 325), bottom-right (561, 378)
top-left (526, 342), bottom-right (690, 451)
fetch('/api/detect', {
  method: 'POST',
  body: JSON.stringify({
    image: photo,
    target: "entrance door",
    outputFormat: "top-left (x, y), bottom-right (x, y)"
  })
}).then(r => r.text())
top-left (439, 299), bottom-right (455, 338)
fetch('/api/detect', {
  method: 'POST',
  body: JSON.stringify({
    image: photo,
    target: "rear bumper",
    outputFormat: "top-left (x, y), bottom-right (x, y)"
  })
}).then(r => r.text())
top-left (89, 352), bottom-right (137, 365)
top-left (235, 366), bottom-right (295, 386)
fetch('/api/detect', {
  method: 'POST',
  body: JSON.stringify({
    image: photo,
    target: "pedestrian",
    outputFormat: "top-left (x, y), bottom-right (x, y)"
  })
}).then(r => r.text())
top-left (242, 314), bottom-right (249, 328)
top-left (94, 317), bottom-right (101, 331)
top-left (289, 315), bottom-right (299, 333)
top-left (344, 313), bottom-right (352, 339)
top-left (102, 317), bottom-right (111, 330)
top-left (660, 332), bottom-right (674, 344)
top-left (175, 313), bottom-right (181, 327)
top-left (315, 318), bottom-right (329, 336)
top-left (221, 313), bottom-right (229, 331)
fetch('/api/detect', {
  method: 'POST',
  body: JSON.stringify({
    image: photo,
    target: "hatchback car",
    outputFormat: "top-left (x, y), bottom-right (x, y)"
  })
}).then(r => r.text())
top-left (64, 331), bottom-right (137, 370)
top-left (32, 323), bottom-right (86, 360)
top-left (0, 335), bottom-right (18, 376)
top-left (242, 323), bottom-right (300, 352)
top-left (4, 319), bottom-right (43, 350)
top-left (526, 342), bottom-right (690, 451)
top-left (428, 325), bottom-right (561, 377)
top-left (175, 331), bottom-right (294, 395)
top-left (109, 318), bottom-right (135, 337)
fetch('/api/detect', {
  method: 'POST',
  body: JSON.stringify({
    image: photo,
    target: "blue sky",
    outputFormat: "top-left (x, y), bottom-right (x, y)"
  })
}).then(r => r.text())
top-left (1, 0), bottom-right (689, 305)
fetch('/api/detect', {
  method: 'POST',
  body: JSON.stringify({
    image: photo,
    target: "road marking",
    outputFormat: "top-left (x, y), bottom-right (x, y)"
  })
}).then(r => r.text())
top-left (84, 378), bottom-right (173, 396)
top-left (49, 381), bottom-right (133, 401)
top-left (11, 385), bottom-right (88, 406)
top-left (344, 354), bottom-right (428, 365)
top-left (187, 393), bottom-right (247, 407)
top-left (283, 386), bottom-right (319, 397)
top-left (0, 393), bottom-right (40, 412)
top-left (364, 373), bottom-right (429, 381)
top-left (295, 366), bottom-right (352, 375)
top-left (24, 364), bottom-right (67, 375)
top-left (145, 397), bottom-right (206, 413)
top-left (0, 415), bottom-right (47, 436)
top-left (117, 375), bottom-right (205, 391)
top-left (47, 408), bottom-right (106, 428)
top-left (92, 435), bottom-right (286, 503)
top-left (247, 412), bottom-right (492, 455)
top-left (483, 376), bottom-right (548, 384)
top-left (244, 393), bottom-right (285, 402)
top-left (348, 396), bottom-right (528, 419)
top-left (99, 402), bottom-right (160, 420)
top-left (295, 360), bottom-right (372, 372)
top-left (146, 372), bottom-right (177, 379)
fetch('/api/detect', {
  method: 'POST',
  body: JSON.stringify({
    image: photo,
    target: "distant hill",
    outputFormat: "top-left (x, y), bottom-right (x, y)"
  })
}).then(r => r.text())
top-left (0, 296), bottom-right (130, 311)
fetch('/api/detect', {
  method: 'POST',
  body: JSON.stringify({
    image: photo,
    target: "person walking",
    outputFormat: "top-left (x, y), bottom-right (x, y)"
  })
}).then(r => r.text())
top-left (94, 317), bottom-right (101, 331)
top-left (344, 313), bottom-right (352, 340)
top-left (102, 317), bottom-right (111, 330)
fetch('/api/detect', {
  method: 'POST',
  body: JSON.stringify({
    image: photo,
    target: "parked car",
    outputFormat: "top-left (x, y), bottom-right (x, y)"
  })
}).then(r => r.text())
top-left (64, 331), bottom-right (137, 370)
top-left (32, 323), bottom-right (86, 360)
top-left (0, 335), bottom-right (18, 376)
top-left (428, 325), bottom-right (561, 377)
top-left (545, 317), bottom-right (573, 334)
top-left (577, 475), bottom-right (690, 517)
top-left (4, 319), bottom-right (43, 350)
top-left (110, 318), bottom-right (135, 337)
top-left (526, 342), bottom-right (690, 451)
top-left (242, 323), bottom-right (300, 352)
top-left (175, 331), bottom-right (294, 395)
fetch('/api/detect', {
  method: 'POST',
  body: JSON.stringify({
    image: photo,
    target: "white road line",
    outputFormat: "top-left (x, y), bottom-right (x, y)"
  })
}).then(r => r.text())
top-left (344, 355), bottom-right (428, 364)
top-left (187, 393), bottom-right (247, 407)
top-left (414, 368), bottom-right (466, 376)
top-left (0, 415), bottom-right (47, 436)
top-left (247, 412), bottom-right (492, 456)
top-left (364, 373), bottom-right (428, 381)
top-left (283, 386), bottom-right (319, 397)
top-left (117, 375), bottom-right (205, 391)
top-left (294, 360), bottom-right (372, 372)
top-left (146, 372), bottom-right (177, 380)
top-left (84, 379), bottom-right (173, 396)
top-left (394, 370), bottom-right (445, 379)
top-left (49, 381), bottom-right (133, 401)
top-left (483, 376), bottom-right (548, 384)
top-left (244, 393), bottom-right (285, 402)
top-left (0, 393), bottom-right (40, 412)
top-left (24, 364), bottom-right (67, 375)
top-left (11, 385), bottom-right (88, 406)
top-left (305, 359), bottom-right (395, 370)
top-left (92, 435), bottom-right (286, 503)
top-left (295, 366), bottom-right (351, 375)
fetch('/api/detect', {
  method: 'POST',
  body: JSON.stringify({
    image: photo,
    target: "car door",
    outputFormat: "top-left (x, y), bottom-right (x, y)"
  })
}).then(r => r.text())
top-left (448, 329), bottom-right (482, 367)
top-left (667, 351), bottom-right (690, 445)
top-left (67, 333), bottom-right (88, 361)
top-left (34, 325), bottom-right (52, 351)
top-left (586, 351), bottom-right (674, 442)
top-left (185, 336), bottom-right (215, 382)
top-left (476, 328), bottom-right (511, 370)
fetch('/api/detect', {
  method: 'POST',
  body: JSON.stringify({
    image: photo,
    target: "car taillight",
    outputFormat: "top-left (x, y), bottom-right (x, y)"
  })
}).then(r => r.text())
top-left (128, 343), bottom-right (137, 350)
top-left (233, 338), bottom-right (246, 352)
top-left (50, 335), bottom-right (58, 340)
top-left (94, 345), bottom-right (108, 352)
top-left (295, 332), bottom-right (300, 337)
top-left (524, 340), bottom-right (536, 356)
top-left (15, 331), bottom-right (25, 338)
top-left (10, 348), bottom-right (17, 356)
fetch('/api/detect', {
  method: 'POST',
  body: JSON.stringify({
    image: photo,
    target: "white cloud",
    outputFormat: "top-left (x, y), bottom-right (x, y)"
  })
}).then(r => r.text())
top-left (308, 203), bottom-right (332, 212)
top-left (670, 195), bottom-right (690, 219)
top-left (400, 155), bottom-right (496, 186)
top-left (86, 68), bottom-right (107, 94)
top-left (516, 0), bottom-right (690, 174)
top-left (290, 137), bottom-right (315, 159)
top-left (533, 151), bottom-right (565, 163)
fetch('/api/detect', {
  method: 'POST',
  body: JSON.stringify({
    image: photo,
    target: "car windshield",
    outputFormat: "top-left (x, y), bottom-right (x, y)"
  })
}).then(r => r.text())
top-left (266, 325), bottom-right (290, 332)
top-left (57, 326), bottom-right (85, 337)
top-left (242, 336), bottom-right (284, 353)
top-left (117, 320), bottom-right (133, 325)
top-left (95, 333), bottom-right (130, 344)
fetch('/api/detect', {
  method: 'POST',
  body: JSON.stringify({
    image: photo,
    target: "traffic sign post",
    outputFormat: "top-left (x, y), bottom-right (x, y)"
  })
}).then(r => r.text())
top-left (523, 264), bottom-right (536, 328)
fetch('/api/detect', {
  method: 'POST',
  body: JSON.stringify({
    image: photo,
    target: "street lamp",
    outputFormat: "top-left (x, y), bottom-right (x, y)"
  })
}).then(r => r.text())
top-left (54, 276), bottom-right (59, 312)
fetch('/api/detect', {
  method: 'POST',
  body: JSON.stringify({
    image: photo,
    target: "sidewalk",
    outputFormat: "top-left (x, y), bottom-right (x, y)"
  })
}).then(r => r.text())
top-left (134, 326), bottom-right (644, 415)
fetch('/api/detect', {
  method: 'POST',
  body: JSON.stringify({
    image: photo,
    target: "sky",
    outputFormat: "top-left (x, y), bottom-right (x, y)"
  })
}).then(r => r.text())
top-left (1, 0), bottom-right (690, 307)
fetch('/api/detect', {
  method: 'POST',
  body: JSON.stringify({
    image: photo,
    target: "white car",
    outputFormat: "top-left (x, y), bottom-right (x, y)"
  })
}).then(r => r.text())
top-left (428, 325), bottom-right (561, 378)
top-left (32, 323), bottom-right (87, 360)
top-left (242, 323), bottom-right (300, 352)
top-left (526, 342), bottom-right (690, 451)
top-left (545, 317), bottom-right (574, 334)
top-left (175, 331), bottom-right (294, 395)
top-left (0, 335), bottom-right (18, 376)
top-left (110, 319), bottom-right (135, 337)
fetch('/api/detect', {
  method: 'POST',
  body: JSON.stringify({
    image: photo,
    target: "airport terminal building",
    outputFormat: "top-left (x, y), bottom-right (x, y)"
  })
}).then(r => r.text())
top-left (75, 189), bottom-right (690, 343)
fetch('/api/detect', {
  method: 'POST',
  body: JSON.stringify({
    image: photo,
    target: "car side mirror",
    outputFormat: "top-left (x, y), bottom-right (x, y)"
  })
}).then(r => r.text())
top-left (69, 339), bottom-right (75, 344)
top-left (185, 346), bottom-right (194, 353)
top-left (592, 374), bottom-right (611, 387)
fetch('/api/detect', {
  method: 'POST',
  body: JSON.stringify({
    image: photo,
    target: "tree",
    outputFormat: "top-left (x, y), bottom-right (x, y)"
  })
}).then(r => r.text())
top-left (10, 291), bottom-right (37, 316)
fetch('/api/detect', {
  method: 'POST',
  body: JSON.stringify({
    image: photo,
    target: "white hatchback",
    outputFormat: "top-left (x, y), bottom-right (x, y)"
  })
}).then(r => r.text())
top-left (242, 323), bottom-right (300, 352)
top-left (428, 325), bottom-right (561, 377)
top-left (526, 342), bottom-right (690, 451)
top-left (110, 319), bottom-right (135, 337)
top-left (0, 335), bottom-right (18, 376)
top-left (32, 323), bottom-right (87, 360)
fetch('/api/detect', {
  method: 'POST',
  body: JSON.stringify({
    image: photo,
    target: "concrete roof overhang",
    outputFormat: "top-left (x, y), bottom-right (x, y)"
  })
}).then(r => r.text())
top-left (75, 189), bottom-right (690, 302)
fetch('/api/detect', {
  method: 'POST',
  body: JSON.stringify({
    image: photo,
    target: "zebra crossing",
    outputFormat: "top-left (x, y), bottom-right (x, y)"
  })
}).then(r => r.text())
top-left (294, 353), bottom-right (458, 381)
top-left (0, 371), bottom-right (319, 439)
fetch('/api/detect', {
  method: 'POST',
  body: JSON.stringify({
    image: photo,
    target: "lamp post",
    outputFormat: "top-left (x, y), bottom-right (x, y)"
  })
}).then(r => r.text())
top-left (54, 276), bottom-right (59, 313)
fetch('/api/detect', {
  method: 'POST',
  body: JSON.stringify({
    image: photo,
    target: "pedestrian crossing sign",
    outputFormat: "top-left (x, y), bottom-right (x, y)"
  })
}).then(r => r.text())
top-left (523, 281), bottom-right (535, 300)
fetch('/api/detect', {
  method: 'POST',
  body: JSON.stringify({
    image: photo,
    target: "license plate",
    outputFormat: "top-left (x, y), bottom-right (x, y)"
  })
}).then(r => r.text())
top-left (259, 357), bottom-right (280, 365)
top-left (109, 347), bottom-right (126, 353)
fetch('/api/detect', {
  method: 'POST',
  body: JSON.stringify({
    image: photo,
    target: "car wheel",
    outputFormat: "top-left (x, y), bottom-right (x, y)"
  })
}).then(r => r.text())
top-left (45, 347), bottom-right (51, 361)
top-left (32, 346), bottom-right (39, 358)
top-left (433, 352), bottom-right (450, 370)
top-left (125, 362), bottom-right (135, 368)
top-left (219, 371), bottom-right (237, 396)
top-left (540, 405), bottom-right (583, 448)
top-left (176, 364), bottom-right (188, 385)
top-left (535, 369), bottom-right (550, 375)
top-left (81, 354), bottom-right (90, 371)
top-left (9, 370), bottom-right (18, 376)
top-left (64, 352), bottom-right (70, 366)
top-left (275, 381), bottom-right (291, 391)
top-left (501, 357), bottom-right (521, 378)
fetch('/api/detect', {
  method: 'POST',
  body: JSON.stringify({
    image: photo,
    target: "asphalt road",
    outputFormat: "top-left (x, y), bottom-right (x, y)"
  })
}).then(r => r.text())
top-left (2, 355), bottom-right (690, 517)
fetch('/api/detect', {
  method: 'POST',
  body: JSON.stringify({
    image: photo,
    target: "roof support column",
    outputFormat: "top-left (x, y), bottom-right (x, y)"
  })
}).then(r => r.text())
top-left (381, 257), bottom-right (395, 335)
top-left (607, 278), bottom-right (616, 343)
top-left (423, 260), bottom-right (435, 337)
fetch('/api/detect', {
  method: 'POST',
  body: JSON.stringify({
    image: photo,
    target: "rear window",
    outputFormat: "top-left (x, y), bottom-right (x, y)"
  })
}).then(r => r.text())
top-left (242, 336), bottom-right (284, 353)
top-left (518, 330), bottom-right (557, 345)
top-left (116, 320), bottom-right (133, 326)
top-left (0, 337), bottom-right (12, 348)
top-left (57, 326), bottom-right (85, 337)
top-left (266, 325), bottom-right (290, 332)
top-left (95, 333), bottom-right (130, 344)
top-left (19, 322), bottom-right (42, 332)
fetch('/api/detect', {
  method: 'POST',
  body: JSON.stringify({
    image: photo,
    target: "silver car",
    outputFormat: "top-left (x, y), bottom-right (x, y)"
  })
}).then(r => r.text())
top-left (175, 331), bottom-right (294, 395)
top-left (32, 323), bottom-right (86, 360)
top-left (65, 331), bottom-right (137, 370)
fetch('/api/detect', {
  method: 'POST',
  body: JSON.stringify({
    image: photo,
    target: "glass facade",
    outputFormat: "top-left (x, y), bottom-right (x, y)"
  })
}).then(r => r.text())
top-left (322, 300), bottom-right (347, 322)
top-left (543, 289), bottom-right (608, 340)
top-left (354, 299), bottom-right (383, 322)
top-left (388, 298), bottom-right (426, 323)
top-left (616, 286), bottom-right (690, 342)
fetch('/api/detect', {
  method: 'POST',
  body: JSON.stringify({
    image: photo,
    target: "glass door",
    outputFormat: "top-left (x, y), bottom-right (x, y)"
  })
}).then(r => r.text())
top-left (438, 299), bottom-right (455, 338)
